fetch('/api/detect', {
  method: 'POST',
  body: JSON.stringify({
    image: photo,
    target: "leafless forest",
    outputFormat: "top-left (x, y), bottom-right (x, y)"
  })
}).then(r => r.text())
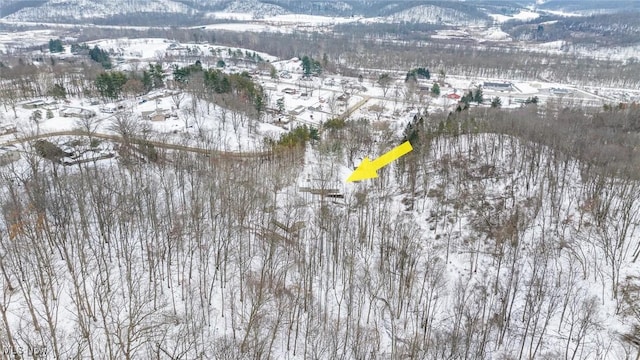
top-left (0, 103), bottom-right (640, 358)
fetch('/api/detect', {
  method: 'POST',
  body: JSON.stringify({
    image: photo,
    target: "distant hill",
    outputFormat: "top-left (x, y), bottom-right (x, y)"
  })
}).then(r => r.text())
top-left (0, 0), bottom-right (636, 26)
top-left (0, 0), bottom-right (499, 25)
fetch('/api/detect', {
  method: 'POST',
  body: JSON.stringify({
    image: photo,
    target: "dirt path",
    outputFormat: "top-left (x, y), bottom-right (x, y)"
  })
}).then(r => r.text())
top-left (1, 130), bottom-right (278, 159)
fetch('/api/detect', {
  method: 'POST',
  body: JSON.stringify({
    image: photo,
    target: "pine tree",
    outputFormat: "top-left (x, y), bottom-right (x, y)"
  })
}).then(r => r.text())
top-left (431, 83), bottom-right (440, 96)
top-left (473, 86), bottom-right (483, 104)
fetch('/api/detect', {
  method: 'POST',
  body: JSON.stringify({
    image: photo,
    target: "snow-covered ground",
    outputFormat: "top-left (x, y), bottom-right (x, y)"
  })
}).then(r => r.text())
top-left (199, 23), bottom-right (290, 33)
top-left (263, 14), bottom-right (360, 25)
top-left (488, 10), bottom-right (540, 23)
top-left (2, 13), bottom-right (640, 357)
top-left (83, 38), bottom-right (278, 63)
top-left (204, 12), bottom-right (255, 21)
top-left (3, 127), bottom-right (638, 358)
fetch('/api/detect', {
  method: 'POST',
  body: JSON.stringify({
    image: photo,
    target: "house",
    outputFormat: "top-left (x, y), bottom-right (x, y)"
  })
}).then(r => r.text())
top-left (483, 82), bottom-right (513, 92)
top-left (289, 105), bottom-right (306, 116)
top-left (0, 145), bottom-right (20, 165)
top-left (59, 107), bottom-right (96, 119)
top-left (141, 109), bottom-right (169, 121)
top-left (447, 93), bottom-right (461, 100)
top-left (550, 87), bottom-right (571, 95)
top-left (20, 99), bottom-right (55, 109)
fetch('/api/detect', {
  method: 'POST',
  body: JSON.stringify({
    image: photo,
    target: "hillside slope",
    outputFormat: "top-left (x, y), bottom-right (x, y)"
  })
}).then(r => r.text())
top-left (2, 123), bottom-right (639, 358)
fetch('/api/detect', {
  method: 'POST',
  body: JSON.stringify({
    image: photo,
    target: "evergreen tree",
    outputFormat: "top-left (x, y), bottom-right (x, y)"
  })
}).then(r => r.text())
top-left (142, 71), bottom-right (153, 92)
top-left (301, 56), bottom-right (312, 77)
top-left (473, 86), bottom-right (483, 104)
top-left (405, 71), bottom-right (417, 83)
top-left (48, 39), bottom-right (64, 53)
top-left (491, 96), bottom-right (502, 108)
top-left (402, 114), bottom-right (424, 144)
top-left (95, 72), bottom-right (128, 99)
top-left (431, 83), bottom-right (440, 96)
top-left (415, 67), bottom-right (430, 79)
top-left (405, 67), bottom-right (430, 82)
top-left (89, 46), bottom-right (111, 69)
top-left (276, 98), bottom-right (285, 113)
top-left (148, 64), bottom-right (165, 89)
top-left (301, 55), bottom-right (322, 77)
top-left (461, 91), bottom-right (473, 106)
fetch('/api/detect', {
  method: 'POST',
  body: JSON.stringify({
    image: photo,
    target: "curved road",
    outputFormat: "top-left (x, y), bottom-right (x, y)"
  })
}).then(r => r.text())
top-left (2, 130), bottom-right (283, 159)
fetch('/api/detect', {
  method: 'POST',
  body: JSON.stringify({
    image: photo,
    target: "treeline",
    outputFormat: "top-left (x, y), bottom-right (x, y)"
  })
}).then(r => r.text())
top-left (333, 22), bottom-right (445, 40)
top-left (58, 26), bottom-right (640, 87)
top-left (405, 67), bottom-right (430, 82)
top-left (413, 102), bottom-right (640, 180)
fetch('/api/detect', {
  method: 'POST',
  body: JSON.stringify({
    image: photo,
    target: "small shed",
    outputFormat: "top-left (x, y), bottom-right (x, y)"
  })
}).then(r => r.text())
top-left (0, 123), bottom-right (17, 135)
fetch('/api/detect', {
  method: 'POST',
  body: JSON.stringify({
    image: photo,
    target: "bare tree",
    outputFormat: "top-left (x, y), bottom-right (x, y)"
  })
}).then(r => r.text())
top-left (171, 91), bottom-right (186, 110)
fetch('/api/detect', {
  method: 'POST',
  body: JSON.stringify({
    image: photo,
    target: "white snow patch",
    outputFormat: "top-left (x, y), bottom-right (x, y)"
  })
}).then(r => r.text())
top-left (205, 12), bottom-right (255, 21)
top-left (489, 10), bottom-right (540, 23)
top-left (480, 27), bottom-right (512, 41)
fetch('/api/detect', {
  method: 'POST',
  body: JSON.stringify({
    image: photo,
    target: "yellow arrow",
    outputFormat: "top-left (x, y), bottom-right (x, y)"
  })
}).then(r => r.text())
top-left (347, 141), bottom-right (413, 182)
